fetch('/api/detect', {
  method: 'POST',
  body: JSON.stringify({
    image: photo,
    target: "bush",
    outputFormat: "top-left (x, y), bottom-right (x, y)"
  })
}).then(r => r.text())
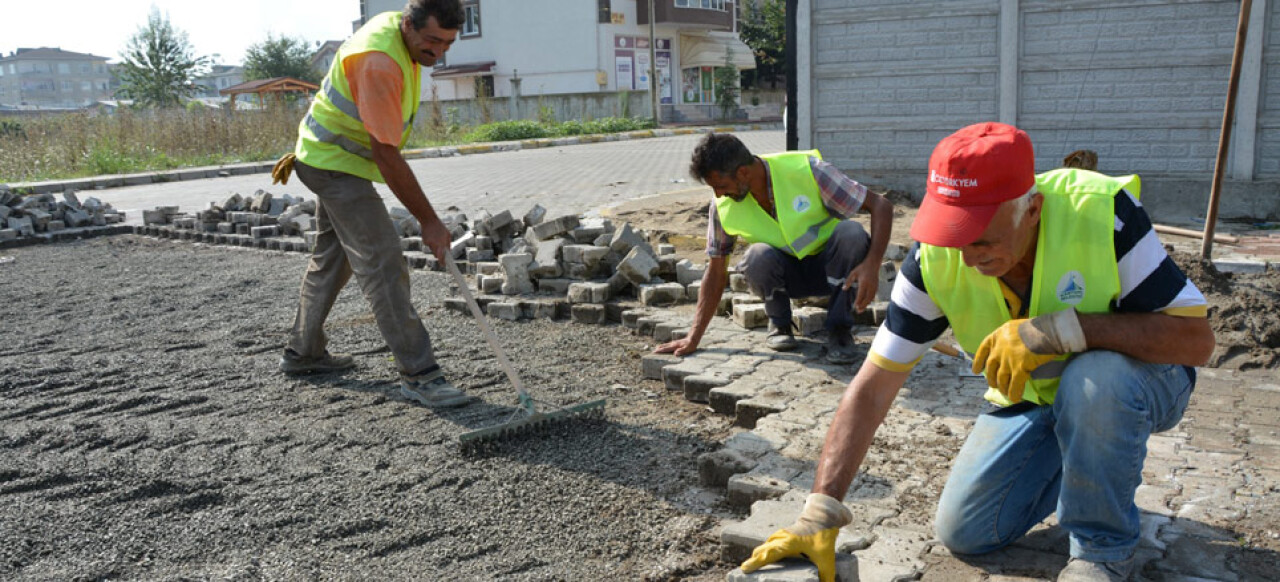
top-left (466, 120), bottom-right (549, 142)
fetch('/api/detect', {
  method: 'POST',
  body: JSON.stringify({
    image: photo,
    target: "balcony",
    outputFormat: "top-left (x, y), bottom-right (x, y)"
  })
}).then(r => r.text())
top-left (637, 0), bottom-right (735, 32)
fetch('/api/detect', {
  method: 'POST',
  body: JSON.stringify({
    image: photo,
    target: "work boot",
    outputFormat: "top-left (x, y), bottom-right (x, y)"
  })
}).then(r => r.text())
top-left (826, 325), bottom-right (858, 365)
top-left (280, 349), bottom-right (355, 375)
top-left (1056, 556), bottom-right (1135, 582)
top-left (400, 369), bottom-right (472, 408)
top-left (765, 319), bottom-right (798, 352)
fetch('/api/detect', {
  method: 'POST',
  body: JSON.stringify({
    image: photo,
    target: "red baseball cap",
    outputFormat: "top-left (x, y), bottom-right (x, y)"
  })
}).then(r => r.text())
top-left (909, 122), bottom-right (1036, 247)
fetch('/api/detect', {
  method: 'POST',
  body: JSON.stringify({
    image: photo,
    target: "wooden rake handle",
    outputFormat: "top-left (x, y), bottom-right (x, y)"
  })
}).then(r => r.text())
top-left (444, 255), bottom-right (527, 395)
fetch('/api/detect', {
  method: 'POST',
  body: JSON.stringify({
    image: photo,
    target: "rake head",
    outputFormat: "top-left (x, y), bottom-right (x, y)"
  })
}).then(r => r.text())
top-left (458, 398), bottom-right (607, 455)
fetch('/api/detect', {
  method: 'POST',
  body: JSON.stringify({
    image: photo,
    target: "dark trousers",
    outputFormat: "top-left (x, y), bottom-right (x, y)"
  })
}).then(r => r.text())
top-left (738, 220), bottom-right (870, 331)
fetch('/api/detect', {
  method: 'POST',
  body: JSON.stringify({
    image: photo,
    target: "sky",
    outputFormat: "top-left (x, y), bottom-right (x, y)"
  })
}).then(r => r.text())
top-left (1, 0), bottom-right (360, 65)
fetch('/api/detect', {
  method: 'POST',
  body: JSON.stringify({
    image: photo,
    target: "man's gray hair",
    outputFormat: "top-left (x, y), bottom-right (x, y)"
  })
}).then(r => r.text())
top-left (1007, 186), bottom-right (1038, 230)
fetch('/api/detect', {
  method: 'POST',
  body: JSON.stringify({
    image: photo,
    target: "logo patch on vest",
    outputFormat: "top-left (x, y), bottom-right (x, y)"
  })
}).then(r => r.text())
top-left (792, 196), bottom-right (812, 213)
top-left (1056, 271), bottom-right (1086, 305)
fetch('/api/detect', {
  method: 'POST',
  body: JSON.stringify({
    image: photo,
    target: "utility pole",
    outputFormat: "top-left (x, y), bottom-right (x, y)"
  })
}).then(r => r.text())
top-left (648, 0), bottom-right (661, 125)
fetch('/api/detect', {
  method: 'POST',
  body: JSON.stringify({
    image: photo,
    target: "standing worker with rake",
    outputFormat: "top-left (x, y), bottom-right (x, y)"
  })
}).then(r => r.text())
top-left (270, 0), bottom-right (472, 408)
top-left (740, 123), bottom-right (1215, 582)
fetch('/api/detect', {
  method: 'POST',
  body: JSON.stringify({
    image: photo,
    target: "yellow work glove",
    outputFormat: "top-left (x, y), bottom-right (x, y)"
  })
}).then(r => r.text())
top-left (971, 308), bottom-right (1087, 403)
top-left (271, 152), bottom-right (297, 185)
top-left (740, 493), bottom-right (853, 582)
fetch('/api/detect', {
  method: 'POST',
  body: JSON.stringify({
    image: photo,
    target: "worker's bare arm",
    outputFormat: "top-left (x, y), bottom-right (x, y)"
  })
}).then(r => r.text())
top-left (655, 255), bottom-right (729, 356)
top-left (1078, 312), bottom-right (1215, 367)
top-left (812, 361), bottom-right (912, 499)
top-left (371, 138), bottom-right (451, 263)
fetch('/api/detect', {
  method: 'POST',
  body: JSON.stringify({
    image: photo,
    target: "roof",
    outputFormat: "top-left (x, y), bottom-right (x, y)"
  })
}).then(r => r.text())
top-left (679, 32), bottom-right (756, 70)
top-left (311, 40), bottom-right (343, 65)
top-left (0, 47), bottom-right (110, 62)
top-left (220, 76), bottom-right (320, 96)
top-left (430, 61), bottom-right (496, 79)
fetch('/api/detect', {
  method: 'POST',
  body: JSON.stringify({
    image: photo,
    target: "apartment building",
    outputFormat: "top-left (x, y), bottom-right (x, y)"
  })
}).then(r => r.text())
top-left (0, 47), bottom-right (114, 108)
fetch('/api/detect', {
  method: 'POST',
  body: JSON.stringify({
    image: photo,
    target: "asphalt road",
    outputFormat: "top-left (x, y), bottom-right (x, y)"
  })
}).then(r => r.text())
top-left (92, 130), bottom-right (784, 224)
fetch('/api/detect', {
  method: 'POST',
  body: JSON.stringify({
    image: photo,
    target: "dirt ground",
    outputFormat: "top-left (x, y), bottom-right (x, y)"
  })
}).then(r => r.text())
top-left (0, 236), bottom-right (737, 581)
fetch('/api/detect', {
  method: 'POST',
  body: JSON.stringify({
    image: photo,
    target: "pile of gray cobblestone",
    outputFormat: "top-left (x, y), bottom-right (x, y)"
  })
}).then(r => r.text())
top-left (444, 205), bottom-right (908, 338)
top-left (0, 185), bottom-right (127, 245)
top-left (140, 190), bottom-right (319, 251)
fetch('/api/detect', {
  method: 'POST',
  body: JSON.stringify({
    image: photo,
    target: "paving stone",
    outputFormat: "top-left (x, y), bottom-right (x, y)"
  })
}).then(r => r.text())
top-left (618, 247), bottom-right (660, 286)
top-left (635, 315), bottom-right (665, 337)
top-left (728, 471), bottom-right (800, 510)
top-left (685, 374), bottom-right (733, 403)
top-left (522, 203), bottom-right (546, 228)
top-left (721, 498), bottom-right (864, 566)
top-left (621, 308), bottom-right (648, 330)
top-left (663, 358), bottom-right (718, 392)
top-left (531, 214), bottom-right (579, 239)
top-left (1153, 531), bottom-right (1241, 581)
top-left (567, 282), bottom-right (612, 304)
top-left (792, 306), bottom-right (828, 337)
top-left (653, 322), bottom-right (683, 342)
top-left (687, 280), bottom-right (702, 300)
top-left (466, 248), bottom-right (495, 263)
top-left (570, 303), bottom-right (607, 324)
top-left (499, 253), bottom-right (534, 295)
top-left (640, 282), bottom-right (686, 306)
top-left (736, 392), bottom-right (794, 429)
top-left (641, 353), bottom-right (682, 380)
top-left (711, 379), bottom-right (766, 416)
top-left (535, 277), bottom-right (571, 295)
top-left (1212, 258), bottom-right (1268, 274)
top-left (486, 302), bottom-right (521, 321)
top-left (609, 222), bottom-right (654, 256)
top-left (530, 238), bottom-right (566, 277)
top-left (730, 272), bottom-right (750, 292)
top-left (479, 275), bottom-right (504, 294)
top-left (724, 556), bottom-right (857, 582)
top-left (699, 448), bottom-right (759, 488)
top-left (884, 242), bottom-right (909, 262)
top-left (733, 303), bottom-right (768, 329)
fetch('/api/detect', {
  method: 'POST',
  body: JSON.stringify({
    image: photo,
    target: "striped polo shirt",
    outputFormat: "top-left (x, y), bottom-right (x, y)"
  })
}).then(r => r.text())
top-left (868, 189), bottom-right (1209, 372)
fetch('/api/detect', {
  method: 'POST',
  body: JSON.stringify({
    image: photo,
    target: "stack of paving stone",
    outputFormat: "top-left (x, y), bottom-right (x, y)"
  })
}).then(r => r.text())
top-left (137, 190), bottom-right (320, 252)
top-left (442, 204), bottom-right (708, 324)
top-left (0, 186), bottom-right (128, 245)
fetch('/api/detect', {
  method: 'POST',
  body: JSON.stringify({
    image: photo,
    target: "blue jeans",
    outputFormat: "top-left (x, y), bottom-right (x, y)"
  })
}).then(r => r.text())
top-left (934, 351), bottom-right (1195, 562)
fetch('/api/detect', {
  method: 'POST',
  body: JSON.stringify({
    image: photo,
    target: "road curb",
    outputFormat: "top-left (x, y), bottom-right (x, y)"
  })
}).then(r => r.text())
top-left (8, 123), bottom-right (780, 196)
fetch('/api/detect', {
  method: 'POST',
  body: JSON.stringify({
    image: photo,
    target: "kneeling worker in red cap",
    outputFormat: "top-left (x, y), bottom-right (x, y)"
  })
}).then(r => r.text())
top-left (740, 122), bottom-right (1214, 582)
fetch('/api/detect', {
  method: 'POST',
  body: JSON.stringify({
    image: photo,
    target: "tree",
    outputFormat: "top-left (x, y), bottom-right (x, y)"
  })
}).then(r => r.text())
top-left (116, 9), bottom-right (210, 108)
top-left (738, 0), bottom-right (785, 89)
top-left (243, 35), bottom-right (320, 84)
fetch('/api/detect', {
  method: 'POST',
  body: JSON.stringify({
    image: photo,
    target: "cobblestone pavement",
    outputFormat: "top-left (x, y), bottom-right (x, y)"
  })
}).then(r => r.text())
top-left (88, 130), bottom-right (783, 225)
top-left (629, 305), bottom-right (1280, 582)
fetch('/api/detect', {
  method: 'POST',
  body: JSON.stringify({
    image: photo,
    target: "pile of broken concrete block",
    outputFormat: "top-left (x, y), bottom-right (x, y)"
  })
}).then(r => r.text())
top-left (0, 186), bottom-right (128, 246)
top-left (441, 204), bottom-right (708, 324)
top-left (442, 205), bottom-right (908, 334)
top-left (138, 190), bottom-right (321, 252)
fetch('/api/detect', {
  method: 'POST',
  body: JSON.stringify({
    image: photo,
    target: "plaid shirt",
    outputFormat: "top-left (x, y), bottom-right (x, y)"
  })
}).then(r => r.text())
top-left (706, 156), bottom-right (869, 256)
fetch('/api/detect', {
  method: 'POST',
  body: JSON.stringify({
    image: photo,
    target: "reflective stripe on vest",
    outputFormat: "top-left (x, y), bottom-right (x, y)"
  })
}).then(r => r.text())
top-left (318, 78), bottom-right (414, 132)
top-left (919, 168), bottom-right (1139, 407)
top-left (303, 113), bottom-right (374, 160)
top-left (714, 150), bottom-right (839, 259)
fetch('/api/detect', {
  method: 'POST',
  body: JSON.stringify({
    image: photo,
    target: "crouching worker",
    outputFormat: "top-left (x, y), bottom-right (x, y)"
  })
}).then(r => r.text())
top-left (655, 133), bottom-right (894, 364)
top-left (741, 122), bottom-right (1213, 582)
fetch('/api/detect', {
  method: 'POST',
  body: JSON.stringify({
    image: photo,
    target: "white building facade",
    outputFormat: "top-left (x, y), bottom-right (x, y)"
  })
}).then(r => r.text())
top-left (363, 0), bottom-right (755, 120)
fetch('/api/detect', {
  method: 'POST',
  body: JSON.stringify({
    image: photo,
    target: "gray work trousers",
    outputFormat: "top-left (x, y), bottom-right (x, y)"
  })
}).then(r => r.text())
top-left (286, 160), bottom-right (438, 376)
top-left (739, 220), bottom-right (870, 330)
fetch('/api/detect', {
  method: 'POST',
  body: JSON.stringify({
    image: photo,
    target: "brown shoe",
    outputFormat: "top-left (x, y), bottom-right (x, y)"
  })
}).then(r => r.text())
top-left (279, 349), bottom-right (355, 375)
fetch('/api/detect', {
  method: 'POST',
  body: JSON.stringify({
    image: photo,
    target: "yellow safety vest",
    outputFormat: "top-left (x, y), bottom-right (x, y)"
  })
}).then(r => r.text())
top-left (714, 151), bottom-right (840, 259)
top-left (295, 11), bottom-right (421, 183)
top-left (920, 168), bottom-right (1141, 406)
